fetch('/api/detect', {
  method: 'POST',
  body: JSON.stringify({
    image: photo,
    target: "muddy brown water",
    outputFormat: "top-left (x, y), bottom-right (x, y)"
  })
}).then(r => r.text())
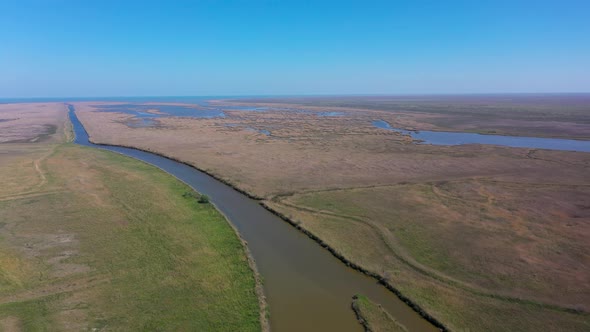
top-left (69, 106), bottom-right (438, 332)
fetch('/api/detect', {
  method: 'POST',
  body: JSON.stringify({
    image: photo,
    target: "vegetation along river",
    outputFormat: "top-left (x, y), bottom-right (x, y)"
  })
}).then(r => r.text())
top-left (69, 106), bottom-right (440, 332)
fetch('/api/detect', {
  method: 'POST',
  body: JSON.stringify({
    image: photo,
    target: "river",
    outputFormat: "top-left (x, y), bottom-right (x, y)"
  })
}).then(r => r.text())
top-left (372, 120), bottom-right (590, 152)
top-left (69, 106), bottom-right (439, 331)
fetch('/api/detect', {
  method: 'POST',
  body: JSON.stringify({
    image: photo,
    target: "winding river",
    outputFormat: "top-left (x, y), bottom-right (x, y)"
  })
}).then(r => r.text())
top-left (69, 106), bottom-right (439, 331)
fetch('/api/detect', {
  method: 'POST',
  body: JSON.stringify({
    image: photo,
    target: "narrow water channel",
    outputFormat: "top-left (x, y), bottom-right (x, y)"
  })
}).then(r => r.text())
top-left (372, 120), bottom-right (590, 152)
top-left (69, 106), bottom-right (439, 332)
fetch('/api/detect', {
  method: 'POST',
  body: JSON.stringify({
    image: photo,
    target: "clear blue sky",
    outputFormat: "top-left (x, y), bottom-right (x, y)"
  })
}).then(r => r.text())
top-left (1, 0), bottom-right (589, 97)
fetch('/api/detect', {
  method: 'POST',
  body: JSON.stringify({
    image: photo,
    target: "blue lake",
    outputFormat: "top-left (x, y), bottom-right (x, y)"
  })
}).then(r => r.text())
top-left (96, 103), bottom-right (266, 120)
top-left (372, 120), bottom-right (590, 153)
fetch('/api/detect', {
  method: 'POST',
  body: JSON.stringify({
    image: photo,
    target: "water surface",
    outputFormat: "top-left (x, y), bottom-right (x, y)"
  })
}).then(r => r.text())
top-left (373, 120), bottom-right (590, 152)
top-left (97, 104), bottom-right (226, 119)
top-left (318, 111), bottom-right (344, 117)
top-left (96, 102), bottom-right (267, 120)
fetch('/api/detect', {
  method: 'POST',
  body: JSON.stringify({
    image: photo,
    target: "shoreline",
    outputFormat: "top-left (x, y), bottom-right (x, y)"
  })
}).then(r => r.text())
top-left (80, 134), bottom-right (448, 332)
top-left (351, 295), bottom-right (372, 332)
top-left (68, 112), bottom-right (271, 331)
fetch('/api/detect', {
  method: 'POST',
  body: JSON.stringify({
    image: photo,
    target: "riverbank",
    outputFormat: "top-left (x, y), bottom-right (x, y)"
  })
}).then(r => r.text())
top-left (260, 201), bottom-right (448, 331)
top-left (79, 131), bottom-right (446, 328)
top-left (71, 106), bottom-right (441, 331)
top-left (352, 295), bottom-right (409, 332)
top-left (79, 123), bottom-right (448, 331)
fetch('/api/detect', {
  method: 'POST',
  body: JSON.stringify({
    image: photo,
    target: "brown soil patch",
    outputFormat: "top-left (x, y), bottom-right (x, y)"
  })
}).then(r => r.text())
top-left (0, 316), bottom-right (22, 332)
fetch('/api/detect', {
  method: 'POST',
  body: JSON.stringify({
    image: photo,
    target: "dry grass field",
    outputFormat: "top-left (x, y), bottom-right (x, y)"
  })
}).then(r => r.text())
top-left (0, 103), bottom-right (67, 143)
top-left (0, 104), bottom-right (262, 331)
top-left (214, 94), bottom-right (590, 139)
top-left (75, 96), bottom-right (590, 331)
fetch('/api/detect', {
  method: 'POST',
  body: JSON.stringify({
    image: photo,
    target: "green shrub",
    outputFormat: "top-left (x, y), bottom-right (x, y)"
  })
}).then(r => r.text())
top-left (198, 194), bottom-right (210, 204)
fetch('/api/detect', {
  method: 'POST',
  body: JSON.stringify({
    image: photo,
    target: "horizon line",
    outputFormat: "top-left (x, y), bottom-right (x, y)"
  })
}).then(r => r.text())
top-left (2, 91), bottom-right (590, 101)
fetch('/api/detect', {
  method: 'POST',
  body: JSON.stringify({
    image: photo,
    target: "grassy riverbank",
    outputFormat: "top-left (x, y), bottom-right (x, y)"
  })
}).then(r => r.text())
top-left (267, 180), bottom-right (590, 331)
top-left (0, 109), bottom-right (263, 330)
top-left (352, 295), bottom-right (408, 332)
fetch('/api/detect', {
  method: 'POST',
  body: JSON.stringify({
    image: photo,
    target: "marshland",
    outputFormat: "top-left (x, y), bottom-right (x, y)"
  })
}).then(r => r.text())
top-left (70, 94), bottom-right (590, 331)
top-left (2, 1), bottom-right (589, 331)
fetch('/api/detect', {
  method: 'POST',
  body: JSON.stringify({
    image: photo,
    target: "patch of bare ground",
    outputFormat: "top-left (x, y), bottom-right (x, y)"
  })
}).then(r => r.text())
top-left (0, 316), bottom-right (21, 332)
top-left (75, 98), bottom-right (590, 331)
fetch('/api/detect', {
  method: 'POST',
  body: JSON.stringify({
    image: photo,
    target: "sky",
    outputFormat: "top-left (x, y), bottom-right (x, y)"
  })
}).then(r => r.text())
top-left (1, 0), bottom-right (589, 97)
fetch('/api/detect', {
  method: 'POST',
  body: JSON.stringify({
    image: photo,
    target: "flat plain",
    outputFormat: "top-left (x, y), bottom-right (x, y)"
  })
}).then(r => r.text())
top-left (0, 103), bottom-right (263, 331)
top-left (75, 95), bottom-right (590, 331)
top-left (215, 94), bottom-right (590, 139)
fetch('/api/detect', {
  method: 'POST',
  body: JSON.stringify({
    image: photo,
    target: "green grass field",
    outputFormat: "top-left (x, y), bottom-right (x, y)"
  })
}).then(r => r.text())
top-left (0, 141), bottom-right (263, 331)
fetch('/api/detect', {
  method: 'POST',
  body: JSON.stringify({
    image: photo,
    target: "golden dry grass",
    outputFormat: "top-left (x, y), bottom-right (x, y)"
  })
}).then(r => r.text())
top-left (0, 103), bottom-right (67, 143)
